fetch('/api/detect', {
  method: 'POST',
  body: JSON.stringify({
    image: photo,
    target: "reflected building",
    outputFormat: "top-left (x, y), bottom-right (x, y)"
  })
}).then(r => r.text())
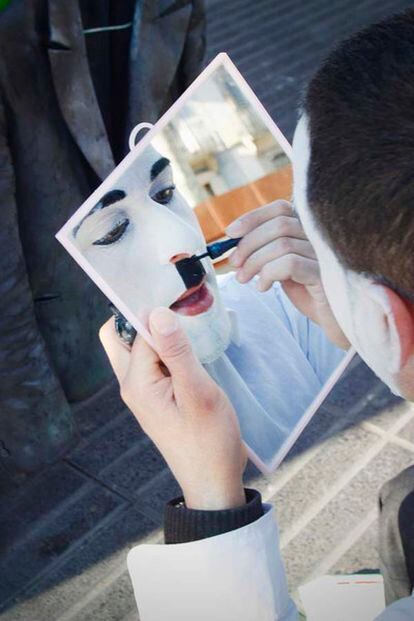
top-left (152, 66), bottom-right (290, 209)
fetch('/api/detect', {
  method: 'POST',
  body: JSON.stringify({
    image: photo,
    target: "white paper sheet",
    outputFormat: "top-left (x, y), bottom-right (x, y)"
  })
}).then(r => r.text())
top-left (299, 574), bottom-right (385, 621)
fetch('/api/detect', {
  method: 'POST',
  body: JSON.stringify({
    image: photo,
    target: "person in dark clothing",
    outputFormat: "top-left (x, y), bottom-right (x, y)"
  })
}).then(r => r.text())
top-left (0, 0), bottom-right (205, 472)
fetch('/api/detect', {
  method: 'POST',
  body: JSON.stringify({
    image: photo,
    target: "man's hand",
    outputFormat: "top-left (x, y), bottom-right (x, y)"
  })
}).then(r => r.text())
top-left (99, 308), bottom-right (247, 511)
top-left (226, 200), bottom-right (350, 350)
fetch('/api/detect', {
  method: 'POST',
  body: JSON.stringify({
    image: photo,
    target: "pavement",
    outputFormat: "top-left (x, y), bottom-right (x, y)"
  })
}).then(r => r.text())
top-left (2, 1), bottom-right (414, 619)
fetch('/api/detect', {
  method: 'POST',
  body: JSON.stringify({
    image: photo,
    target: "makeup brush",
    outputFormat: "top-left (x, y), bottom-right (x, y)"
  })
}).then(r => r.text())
top-left (189, 237), bottom-right (242, 263)
top-left (174, 236), bottom-right (242, 289)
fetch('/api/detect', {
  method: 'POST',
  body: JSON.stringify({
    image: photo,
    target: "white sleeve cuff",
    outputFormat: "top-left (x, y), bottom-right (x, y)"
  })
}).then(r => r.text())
top-left (127, 504), bottom-right (297, 621)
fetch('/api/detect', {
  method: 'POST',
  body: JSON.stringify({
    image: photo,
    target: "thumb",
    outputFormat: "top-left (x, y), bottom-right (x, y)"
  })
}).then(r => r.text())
top-left (149, 307), bottom-right (206, 397)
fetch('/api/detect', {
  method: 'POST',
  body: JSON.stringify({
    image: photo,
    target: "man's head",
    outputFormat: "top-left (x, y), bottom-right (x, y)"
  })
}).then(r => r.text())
top-left (292, 10), bottom-right (414, 398)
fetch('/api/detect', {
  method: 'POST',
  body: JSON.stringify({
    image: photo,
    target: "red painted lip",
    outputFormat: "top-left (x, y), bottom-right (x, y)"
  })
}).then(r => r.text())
top-left (170, 281), bottom-right (214, 316)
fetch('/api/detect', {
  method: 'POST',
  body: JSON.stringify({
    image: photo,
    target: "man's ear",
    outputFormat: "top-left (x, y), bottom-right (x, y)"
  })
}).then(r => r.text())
top-left (365, 283), bottom-right (414, 371)
top-left (383, 286), bottom-right (414, 369)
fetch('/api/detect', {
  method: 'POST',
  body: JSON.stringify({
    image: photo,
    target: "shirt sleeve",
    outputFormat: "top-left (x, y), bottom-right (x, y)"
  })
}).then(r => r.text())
top-left (164, 488), bottom-right (264, 544)
top-left (272, 282), bottom-right (346, 384)
top-left (128, 504), bottom-right (298, 621)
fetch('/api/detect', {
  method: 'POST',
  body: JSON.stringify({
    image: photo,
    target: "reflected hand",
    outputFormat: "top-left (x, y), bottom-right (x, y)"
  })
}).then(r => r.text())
top-left (99, 308), bottom-right (247, 510)
top-left (226, 200), bottom-right (350, 349)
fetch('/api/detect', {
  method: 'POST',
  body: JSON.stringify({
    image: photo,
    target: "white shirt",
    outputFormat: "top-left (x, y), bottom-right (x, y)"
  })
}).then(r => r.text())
top-left (208, 275), bottom-right (346, 467)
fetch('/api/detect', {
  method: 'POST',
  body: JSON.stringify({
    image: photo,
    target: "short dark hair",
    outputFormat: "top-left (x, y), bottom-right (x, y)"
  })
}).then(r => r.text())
top-left (304, 10), bottom-right (414, 299)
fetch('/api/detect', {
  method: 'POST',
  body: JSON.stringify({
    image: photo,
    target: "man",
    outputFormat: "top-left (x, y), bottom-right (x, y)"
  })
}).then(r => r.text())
top-left (99, 9), bottom-right (414, 620)
top-left (0, 0), bottom-right (205, 471)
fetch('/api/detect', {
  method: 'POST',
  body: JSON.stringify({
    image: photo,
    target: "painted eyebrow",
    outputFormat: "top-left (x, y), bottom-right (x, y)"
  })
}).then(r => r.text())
top-left (72, 189), bottom-right (126, 238)
top-left (150, 157), bottom-right (170, 182)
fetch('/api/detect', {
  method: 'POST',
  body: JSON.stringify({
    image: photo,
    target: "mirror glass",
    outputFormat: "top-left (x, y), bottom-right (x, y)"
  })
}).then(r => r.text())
top-left (57, 54), bottom-right (351, 472)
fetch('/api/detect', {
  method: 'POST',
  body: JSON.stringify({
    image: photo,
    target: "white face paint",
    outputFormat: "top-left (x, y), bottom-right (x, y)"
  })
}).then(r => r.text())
top-left (73, 145), bottom-right (231, 363)
top-left (292, 115), bottom-right (401, 394)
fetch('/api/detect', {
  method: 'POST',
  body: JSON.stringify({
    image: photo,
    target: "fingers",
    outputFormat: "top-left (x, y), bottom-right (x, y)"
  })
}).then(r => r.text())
top-left (99, 317), bottom-right (131, 384)
top-left (256, 255), bottom-right (320, 292)
top-left (99, 317), bottom-right (168, 404)
top-left (149, 307), bottom-right (209, 404)
top-left (224, 200), bottom-right (318, 293)
top-left (127, 331), bottom-right (166, 388)
top-left (228, 215), bottom-right (308, 270)
top-left (237, 237), bottom-right (316, 283)
top-left (225, 200), bottom-right (292, 238)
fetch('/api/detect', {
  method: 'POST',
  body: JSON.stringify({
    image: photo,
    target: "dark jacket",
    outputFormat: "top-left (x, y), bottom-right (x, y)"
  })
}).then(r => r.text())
top-left (0, 0), bottom-right (206, 470)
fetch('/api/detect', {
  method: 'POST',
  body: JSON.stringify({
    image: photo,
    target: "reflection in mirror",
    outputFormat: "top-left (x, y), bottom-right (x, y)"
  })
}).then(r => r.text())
top-left (56, 54), bottom-right (352, 472)
top-left (151, 63), bottom-right (292, 270)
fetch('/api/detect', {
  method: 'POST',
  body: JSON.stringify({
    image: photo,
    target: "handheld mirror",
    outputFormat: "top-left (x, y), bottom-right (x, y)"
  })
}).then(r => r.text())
top-left (56, 53), bottom-right (354, 473)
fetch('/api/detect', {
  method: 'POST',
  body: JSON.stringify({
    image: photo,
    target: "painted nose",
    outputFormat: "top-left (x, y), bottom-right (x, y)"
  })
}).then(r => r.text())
top-left (170, 253), bottom-right (191, 264)
top-left (172, 252), bottom-right (206, 290)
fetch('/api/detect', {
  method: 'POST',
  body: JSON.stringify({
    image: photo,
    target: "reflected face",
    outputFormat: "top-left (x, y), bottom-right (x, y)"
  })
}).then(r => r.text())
top-left (72, 145), bottom-right (231, 363)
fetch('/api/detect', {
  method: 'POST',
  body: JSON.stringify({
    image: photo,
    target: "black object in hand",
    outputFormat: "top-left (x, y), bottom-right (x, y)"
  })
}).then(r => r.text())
top-left (177, 237), bottom-right (243, 265)
top-left (108, 303), bottom-right (137, 346)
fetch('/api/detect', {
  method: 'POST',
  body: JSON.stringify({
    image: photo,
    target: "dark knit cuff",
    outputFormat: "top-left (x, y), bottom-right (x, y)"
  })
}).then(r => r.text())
top-left (164, 488), bottom-right (264, 544)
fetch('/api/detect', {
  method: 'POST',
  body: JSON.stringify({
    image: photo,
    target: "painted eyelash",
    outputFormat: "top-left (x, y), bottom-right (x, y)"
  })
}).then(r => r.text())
top-left (91, 182), bottom-right (175, 247)
top-left (92, 218), bottom-right (130, 246)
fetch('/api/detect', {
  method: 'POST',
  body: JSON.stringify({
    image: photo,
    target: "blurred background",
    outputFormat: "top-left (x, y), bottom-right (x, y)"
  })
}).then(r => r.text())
top-left (152, 62), bottom-right (291, 247)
